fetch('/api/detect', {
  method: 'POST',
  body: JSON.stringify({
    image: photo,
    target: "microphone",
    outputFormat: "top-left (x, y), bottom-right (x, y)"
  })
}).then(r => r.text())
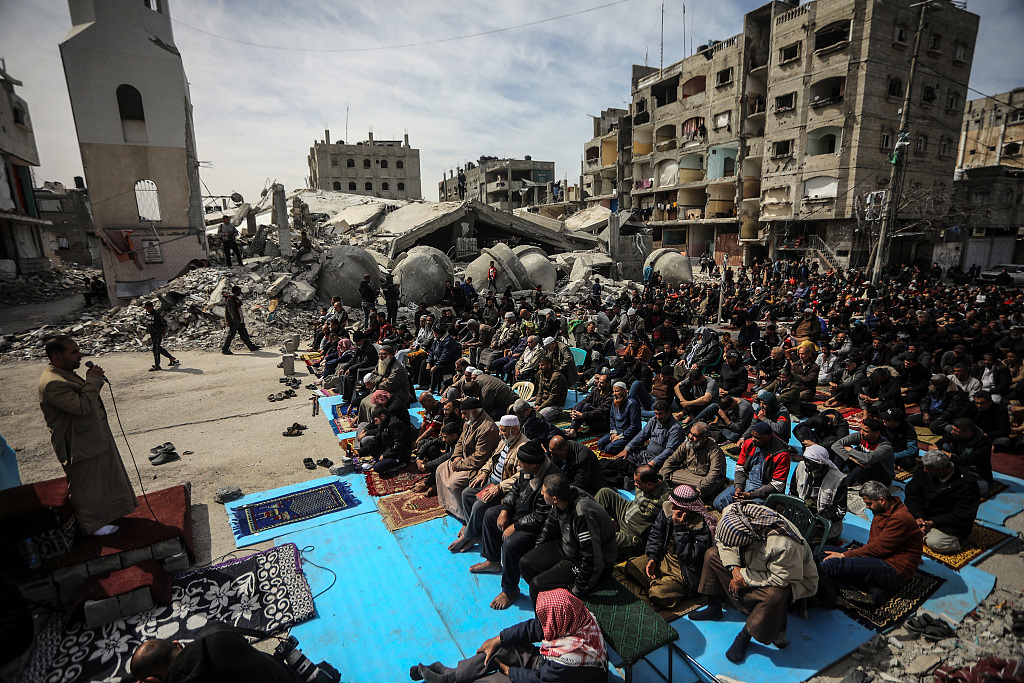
top-left (84, 361), bottom-right (111, 384)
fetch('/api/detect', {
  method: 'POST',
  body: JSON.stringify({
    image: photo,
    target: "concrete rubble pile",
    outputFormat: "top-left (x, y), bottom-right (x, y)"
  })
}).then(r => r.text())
top-left (0, 257), bottom-right (324, 360)
top-left (0, 264), bottom-right (103, 306)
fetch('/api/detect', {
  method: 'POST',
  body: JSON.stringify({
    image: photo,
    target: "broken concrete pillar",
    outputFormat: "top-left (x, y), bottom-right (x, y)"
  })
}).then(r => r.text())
top-left (644, 248), bottom-right (693, 286)
top-left (272, 184), bottom-right (292, 258)
top-left (317, 245), bottom-right (379, 303)
top-left (267, 274), bottom-right (293, 299)
top-left (465, 243), bottom-right (532, 294)
top-left (282, 281), bottom-right (315, 303)
top-left (391, 246), bottom-right (453, 305)
top-left (513, 245), bottom-right (557, 292)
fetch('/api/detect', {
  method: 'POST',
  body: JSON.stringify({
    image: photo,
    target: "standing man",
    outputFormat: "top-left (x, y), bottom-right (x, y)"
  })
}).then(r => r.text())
top-left (218, 216), bottom-right (242, 267)
top-left (37, 336), bottom-right (138, 536)
top-left (221, 286), bottom-right (260, 354)
top-left (487, 260), bottom-right (498, 293)
top-left (143, 300), bottom-right (179, 371)
top-left (359, 273), bottom-right (377, 329)
top-left (382, 274), bottom-right (401, 328)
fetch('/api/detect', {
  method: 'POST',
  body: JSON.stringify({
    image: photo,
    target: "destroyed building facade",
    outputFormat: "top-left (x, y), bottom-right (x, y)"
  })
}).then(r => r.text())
top-left (34, 179), bottom-right (97, 267)
top-left (0, 62), bottom-right (52, 278)
top-left (308, 131), bottom-right (423, 201)
top-left (59, 0), bottom-right (208, 303)
top-left (591, 0), bottom-right (978, 270)
top-left (439, 156), bottom-right (557, 210)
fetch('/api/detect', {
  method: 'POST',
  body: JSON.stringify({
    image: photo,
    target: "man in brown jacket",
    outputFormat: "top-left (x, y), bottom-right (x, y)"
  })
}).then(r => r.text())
top-left (660, 421), bottom-right (727, 504)
top-left (37, 336), bottom-right (137, 535)
top-left (435, 398), bottom-right (501, 520)
top-left (533, 357), bottom-right (568, 423)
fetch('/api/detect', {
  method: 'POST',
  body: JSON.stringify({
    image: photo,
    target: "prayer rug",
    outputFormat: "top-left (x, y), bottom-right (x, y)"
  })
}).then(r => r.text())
top-left (985, 480), bottom-right (1010, 501)
top-left (581, 434), bottom-right (606, 454)
top-left (611, 563), bottom-right (704, 623)
top-left (914, 427), bottom-right (943, 445)
top-left (894, 465), bottom-right (915, 482)
top-left (365, 463), bottom-right (426, 497)
top-left (377, 490), bottom-right (446, 531)
top-left (922, 522), bottom-right (1014, 570)
top-left (19, 543), bottom-right (315, 683)
top-left (721, 442), bottom-right (741, 460)
top-left (229, 480), bottom-right (360, 540)
top-left (992, 451), bottom-right (1024, 480)
top-left (834, 543), bottom-right (944, 632)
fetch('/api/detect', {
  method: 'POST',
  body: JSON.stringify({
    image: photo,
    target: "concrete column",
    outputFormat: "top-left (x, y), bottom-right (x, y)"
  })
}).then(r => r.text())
top-left (608, 211), bottom-right (622, 279)
top-left (272, 183), bottom-right (292, 257)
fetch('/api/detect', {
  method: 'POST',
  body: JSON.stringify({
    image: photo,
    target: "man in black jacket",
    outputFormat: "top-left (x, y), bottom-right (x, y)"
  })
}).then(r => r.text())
top-left (793, 408), bottom-right (850, 451)
top-left (898, 354), bottom-right (931, 405)
top-left (905, 451), bottom-right (980, 555)
top-left (221, 286), bottom-right (260, 354)
top-left (335, 331), bottom-right (378, 401)
top-left (131, 621), bottom-right (306, 683)
top-left (358, 273), bottom-right (377, 328)
top-left (937, 417), bottom-right (994, 497)
top-left (143, 300), bottom-right (179, 371)
top-left (719, 350), bottom-right (749, 398)
top-left (519, 472), bottom-right (617, 605)
top-left (564, 372), bottom-right (613, 438)
top-left (909, 375), bottom-right (968, 435)
top-left (967, 391), bottom-right (1012, 451)
top-left (469, 440), bottom-right (555, 610)
top-left (382, 274), bottom-right (401, 327)
top-left (547, 435), bottom-right (605, 495)
top-left (358, 406), bottom-right (413, 474)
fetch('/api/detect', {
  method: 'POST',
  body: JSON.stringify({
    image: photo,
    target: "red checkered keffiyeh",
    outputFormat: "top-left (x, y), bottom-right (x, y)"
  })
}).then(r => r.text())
top-left (536, 589), bottom-right (607, 669)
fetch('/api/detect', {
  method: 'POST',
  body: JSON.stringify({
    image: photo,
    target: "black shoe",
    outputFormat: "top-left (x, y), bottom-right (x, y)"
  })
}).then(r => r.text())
top-left (148, 365), bottom-right (161, 371)
top-left (151, 451), bottom-right (181, 466)
top-left (221, 349), bottom-right (233, 355)
top-left (169, 358), bottom-right (180, 367)
top-left (248, 345), bottom-right (262, 352)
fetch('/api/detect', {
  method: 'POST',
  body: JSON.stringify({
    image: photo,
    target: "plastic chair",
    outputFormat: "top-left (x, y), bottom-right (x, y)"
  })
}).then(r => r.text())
top-left (511, 381), bottom-right (536, 402)
top-left (569, 347), bottom-right (588, 400)
top-left (764, 493), bottom-right (833, 556)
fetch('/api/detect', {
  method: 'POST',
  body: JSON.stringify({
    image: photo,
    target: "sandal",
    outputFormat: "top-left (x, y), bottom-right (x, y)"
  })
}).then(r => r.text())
top-left (316, 458), bottom-right (334, 468)
top-left (905, 614), bottom-right (934, 636)
top-left (922, 620), bottom-right (955, 642)
top-left (291, 422), bottom-right (309, 431)
top-left (268, 394), bottom-right (278, 402)
top-left (169, 358), bottom-right (180, 367)
top-left (302, 457), bottom-right (316, 469)
top-left (284, 426), bottom-right (304, 436)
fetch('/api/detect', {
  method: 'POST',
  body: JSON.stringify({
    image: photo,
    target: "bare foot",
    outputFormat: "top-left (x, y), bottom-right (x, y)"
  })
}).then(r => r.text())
top-left (469, 561), bottom-right (502, 574)
top-left (412, 481), bottom-right (428, 493)
top-left (563, 428), bottom-right (577, 439)
top-left (490, 590), bottom-right (520, 610)
top-left (447, 530), bottom-right (468, 553)
top-left (459, 536), bottom-right (480, 552)
top-left (424, 486), bottom-right (437, 497)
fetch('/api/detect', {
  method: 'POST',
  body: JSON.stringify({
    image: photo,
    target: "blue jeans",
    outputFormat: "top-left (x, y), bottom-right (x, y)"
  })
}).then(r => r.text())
top-left (712, 484), bottom-right (765, 512)
top-left (629, 381), bottom-right (656, 411)
top-left (596, 433), bottom-right (628, 455)
top-left (361, 302), bottom-right (373, 328)
top-left (819, 545), bottom-right (903, 593)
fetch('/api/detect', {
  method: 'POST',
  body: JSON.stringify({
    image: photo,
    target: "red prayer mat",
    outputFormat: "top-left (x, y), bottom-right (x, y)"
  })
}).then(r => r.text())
top-left (365, 463), bottom-right (427, 497)
top-left (376, 490), bottom-right (446, 531)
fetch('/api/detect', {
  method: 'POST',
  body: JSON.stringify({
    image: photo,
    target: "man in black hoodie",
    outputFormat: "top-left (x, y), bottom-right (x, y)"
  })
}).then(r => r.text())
top-left (221, 286), bottom-right (260, 354)
top-left (905, 451), bottom-right (980, 555)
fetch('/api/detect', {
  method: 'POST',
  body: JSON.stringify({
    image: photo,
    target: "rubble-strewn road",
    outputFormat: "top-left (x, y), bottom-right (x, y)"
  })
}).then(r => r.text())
top-left (0, 295), bottom-right (88, 336)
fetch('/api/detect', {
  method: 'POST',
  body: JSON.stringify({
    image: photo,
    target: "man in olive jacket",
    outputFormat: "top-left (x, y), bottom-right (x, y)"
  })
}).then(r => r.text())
top-left (37, 336), bottom-right (137, 535)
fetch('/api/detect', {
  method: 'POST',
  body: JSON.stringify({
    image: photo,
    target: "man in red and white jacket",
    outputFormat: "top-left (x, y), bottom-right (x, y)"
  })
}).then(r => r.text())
top-left (713, 421), bottom-right (791, 511)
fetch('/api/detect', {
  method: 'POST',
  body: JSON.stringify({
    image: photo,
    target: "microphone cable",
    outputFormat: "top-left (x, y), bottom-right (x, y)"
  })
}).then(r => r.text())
top-left (102, 377), bottom-right (162, 525)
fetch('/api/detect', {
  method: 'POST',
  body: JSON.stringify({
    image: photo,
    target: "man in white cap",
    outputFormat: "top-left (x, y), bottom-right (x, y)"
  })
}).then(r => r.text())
top-left (450, 415), bottom-right (527, 552)
top-left (491, 311), bottom-right (522, 352)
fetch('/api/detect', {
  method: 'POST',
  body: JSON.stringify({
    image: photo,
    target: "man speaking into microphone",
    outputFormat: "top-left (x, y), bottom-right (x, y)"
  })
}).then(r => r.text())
top-left (37, 336), bottom-right (137, 536)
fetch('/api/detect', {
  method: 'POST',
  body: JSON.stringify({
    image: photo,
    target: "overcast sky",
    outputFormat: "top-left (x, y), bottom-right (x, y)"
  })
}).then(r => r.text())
top-left (1, 0), bottom-right (1022, 203)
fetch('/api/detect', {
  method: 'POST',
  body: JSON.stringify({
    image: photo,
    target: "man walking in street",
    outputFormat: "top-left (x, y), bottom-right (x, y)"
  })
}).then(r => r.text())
top-left (143, 300), bottom-right (179, 371)
top-left (221, 286), bottom-right (260, 354)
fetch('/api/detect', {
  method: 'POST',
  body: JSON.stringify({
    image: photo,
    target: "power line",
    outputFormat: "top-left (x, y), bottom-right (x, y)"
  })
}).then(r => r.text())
top-left (171, 0), bottom-right (640, 53)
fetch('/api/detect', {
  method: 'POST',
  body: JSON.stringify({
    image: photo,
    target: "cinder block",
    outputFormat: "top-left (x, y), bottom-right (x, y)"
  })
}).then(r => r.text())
top-left (117, 587), bottom-right (155, 619)
top-left (85, 554), bottom-right (121, 577)
top-left (84, 596), bottom-right (122, 629)
top-left (118, 546), bottom-right (154, 568)
top-left (160, 551), bottom-right (190, 575)
top-left (15, 575), bottom-right (58, 608)
top-left (150, 538), bottom-right (184, 560)
top-left (52, 563), bottom-right (89, 592)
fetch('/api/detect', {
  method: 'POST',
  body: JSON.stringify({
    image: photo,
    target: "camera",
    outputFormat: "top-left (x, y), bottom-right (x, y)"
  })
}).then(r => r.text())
top-left (273, 635), bottom-right (340, 683)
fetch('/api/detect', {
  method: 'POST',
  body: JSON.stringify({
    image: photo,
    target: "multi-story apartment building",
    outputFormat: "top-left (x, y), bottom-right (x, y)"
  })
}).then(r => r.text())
top-left (308, 131), bottom-right (422, 200)
top-left (957, 90), bottom-right (1024, 171)
top-left (34, 179), bottom-right (97, 266)
top-left (439, 156), bottom-right (555, 210)
top-left (583, 108), bottom-right (629, 210)
top-left (602, 0), bottom-right (978, 268)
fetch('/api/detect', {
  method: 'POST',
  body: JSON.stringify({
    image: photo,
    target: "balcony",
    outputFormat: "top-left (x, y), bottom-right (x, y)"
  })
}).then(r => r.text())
top-left (486, 180), bottom-right (523, 194)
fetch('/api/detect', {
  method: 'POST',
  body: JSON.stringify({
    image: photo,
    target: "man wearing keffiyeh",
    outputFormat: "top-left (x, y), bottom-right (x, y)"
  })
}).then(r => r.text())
top-left (409, 588), bottom-right (607, 683)
top-left (689, 501), bottom-right (818, 663)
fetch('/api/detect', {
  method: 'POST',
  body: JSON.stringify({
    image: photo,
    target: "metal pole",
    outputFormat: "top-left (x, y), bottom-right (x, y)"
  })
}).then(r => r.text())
top-left (871, 0), bottom-right (930, 285)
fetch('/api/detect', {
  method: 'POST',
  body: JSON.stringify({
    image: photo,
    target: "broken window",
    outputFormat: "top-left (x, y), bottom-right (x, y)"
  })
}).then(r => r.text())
top-left (779, 42), bottom-right (800, 63)
top-left (774, 92), bottom-right (796, 112)
top-left (396, 160), bottom-right (404, 169)
top-left (807, 126), bottom-right (842, 155)
top-left (915, 135), bottom-right (928, 153)
top-left (771, 139), bottom-right (793, 157)
top-left (347, 159), bottom-right (355, 168)
top-left (652, 75), bottom-right (679, 107)
top-left (398, 182), bottom-right (405, 191)
top-left (682, 76), bottom-right (706, 97)
top-left (894, 24), bottom-right (907, 43)
top-left (333, 181), bottom-right (341, 190)
top-left (1005, 142), bottom-right (1022, 157)
top-left (887, 77), bottom-right (902, 98)
top-left (12, 105), bottom-right (26, 127)
top-left (946, 91), bottom-right (960, 110)
top-left (116, 84), bottom-right (147, 143)
top-left (363, 159), bottom-right (371, 169)
top-left (382, 182), bottom-right (390, 191)
top-left (971, 189), bottom-right (990, 206)
top-left (922, 85), bottom-right (936, 104)
top-left (814, 21), bottom-right (850, 52)
top-left (929, 33), bottom-right (941, 51)
top-left (810, 77), bottom-right (845, 106)
top-left (380, 160), bottom-right (388, 169)
top-left (349, 182), bottom-right (357, 191)
top-left (1011, 110), bottom-right (1024, 124)
top-left (939, 137), bottom-right (952, 156)
top-left (881, 129), bottom-right (894, 149)
top-left (364, 182), bottom-right (373, 191)
top-left (134, 180), bottom-right (161, 222)
top-left (716, 68), bottom-right (733, 86)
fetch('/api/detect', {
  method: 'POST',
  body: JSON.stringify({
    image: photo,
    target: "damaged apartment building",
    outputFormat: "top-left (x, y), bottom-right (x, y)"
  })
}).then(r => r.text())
top-left (308, 131), bottom-right (423, 201)
top-left (585, 0), bottom-right (978, 269)
top-left (439, 156), bottom-right (557, 209)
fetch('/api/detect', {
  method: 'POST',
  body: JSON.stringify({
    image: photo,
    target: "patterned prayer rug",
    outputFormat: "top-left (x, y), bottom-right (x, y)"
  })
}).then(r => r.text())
top-left (229, 481), bottom-right (360, 540)
top-left (611, 564), bottom-right (704, 623)
top-left (922, 522), bottom-right (1013, 570)
top-left (19, 544), bottom-right (315, 683)
top-left (721, 442), bottom-right (741, 460)
top-left (834, 543), bottom-right (944, 632)
top-left (365, 463), bottom-right (427, 497)
top-left (894, 465), bottom-right (915, 482)
top-left (377, 490), bottom-right (447, 531)
top-left (914, 427), bottom-right (943, 445)
top-left (581, 434), bottom-right (607, 455)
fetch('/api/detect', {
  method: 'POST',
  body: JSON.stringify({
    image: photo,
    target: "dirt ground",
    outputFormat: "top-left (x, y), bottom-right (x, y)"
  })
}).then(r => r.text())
top-left (0, 348), bottom-right (336, 565)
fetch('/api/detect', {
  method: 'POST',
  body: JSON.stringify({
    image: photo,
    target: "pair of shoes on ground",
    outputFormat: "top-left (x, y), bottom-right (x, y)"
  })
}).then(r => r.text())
top-left (905, 613), bottom-right (956, 641)
top-left (149, 442), bottom-right (180, 466)
top-left (301, 456), bottom-right (334, 470)
top-left (284, 422), bottom-right (308, 437)
top-left (279, 376), bottom-right (302, 389)
top-left (269, 389), bottom-right (297, 402)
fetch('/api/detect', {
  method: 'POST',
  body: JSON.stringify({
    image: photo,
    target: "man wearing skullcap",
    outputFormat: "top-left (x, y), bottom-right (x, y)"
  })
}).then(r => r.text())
top-left (713, 421), bottom-right (791, 512)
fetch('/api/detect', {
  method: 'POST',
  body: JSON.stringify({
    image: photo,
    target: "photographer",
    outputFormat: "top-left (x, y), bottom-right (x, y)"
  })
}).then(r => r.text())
top-left (131, 621), bottom-right (314, 683)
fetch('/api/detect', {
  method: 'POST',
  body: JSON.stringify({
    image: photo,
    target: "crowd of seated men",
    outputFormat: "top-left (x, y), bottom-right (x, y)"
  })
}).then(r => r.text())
top-left (297, 259), bottom-right (1019, 672)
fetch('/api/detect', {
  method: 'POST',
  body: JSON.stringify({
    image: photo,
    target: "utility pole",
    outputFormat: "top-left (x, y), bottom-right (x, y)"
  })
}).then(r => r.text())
top-left (871, 0), bottom-right (931, 285)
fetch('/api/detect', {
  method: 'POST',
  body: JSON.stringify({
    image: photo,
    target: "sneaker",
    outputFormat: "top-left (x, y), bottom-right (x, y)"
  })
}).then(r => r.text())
top-left (151, 450), bottom-right (181, 466)
top-left (361, 461), bottom-right (375, 472)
